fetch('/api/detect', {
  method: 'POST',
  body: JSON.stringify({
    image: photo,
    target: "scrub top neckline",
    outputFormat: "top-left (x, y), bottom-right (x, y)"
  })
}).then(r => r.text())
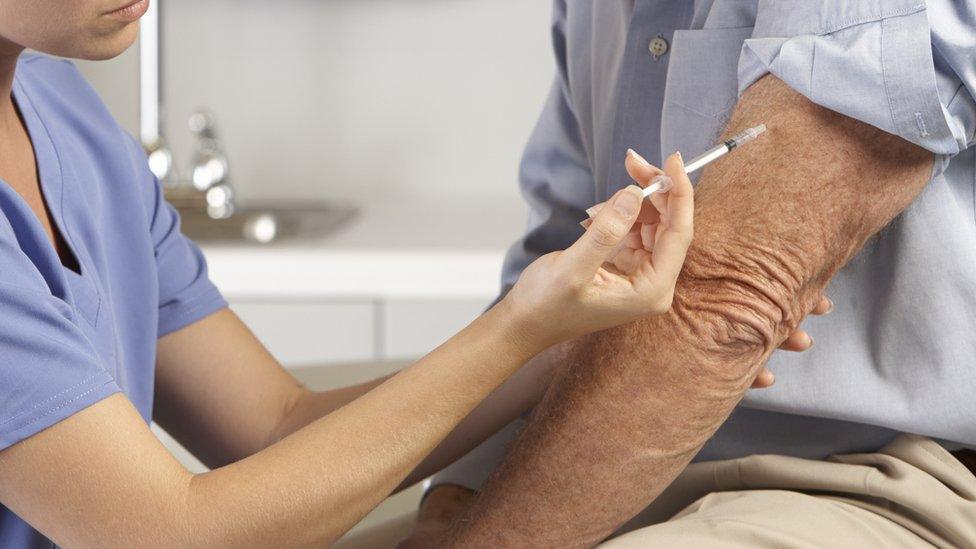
top-left (9, 76), bottom-right (87, 279)
top-left (7, 73), bottom-right (103, 327)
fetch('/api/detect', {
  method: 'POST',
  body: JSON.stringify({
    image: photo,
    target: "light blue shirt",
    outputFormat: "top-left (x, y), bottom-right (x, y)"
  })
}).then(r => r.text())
top-left (434, 0), bottom-right (976, 489)
top-left (0, 55), bottom-right (227, 547)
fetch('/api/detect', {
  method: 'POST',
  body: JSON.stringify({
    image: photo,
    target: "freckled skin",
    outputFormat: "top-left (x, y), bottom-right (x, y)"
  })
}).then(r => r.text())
top-left (444, 75), bottom-right (934, 547)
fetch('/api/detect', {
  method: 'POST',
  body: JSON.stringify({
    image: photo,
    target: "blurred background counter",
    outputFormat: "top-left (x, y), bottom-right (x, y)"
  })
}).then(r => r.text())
top-left (205, 193), bottom-right (525, 367)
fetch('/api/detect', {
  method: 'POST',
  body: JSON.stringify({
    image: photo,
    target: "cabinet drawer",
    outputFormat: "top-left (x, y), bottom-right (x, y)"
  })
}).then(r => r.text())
top-left (231, 301), bottom-right (374, 366)
top-left (382, 299), bottom-right (488, 360)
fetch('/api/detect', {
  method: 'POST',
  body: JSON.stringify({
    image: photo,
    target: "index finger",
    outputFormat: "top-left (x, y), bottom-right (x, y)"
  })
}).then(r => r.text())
top-left (648, 152), bottom-right (694, 282)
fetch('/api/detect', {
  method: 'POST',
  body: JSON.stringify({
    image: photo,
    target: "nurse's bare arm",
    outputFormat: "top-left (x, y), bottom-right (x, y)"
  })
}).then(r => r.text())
top-left (0, 179), bottom-right (687, 546)
top-left (153, 308), bottom-right (560, 488)
top-left (152, 308), bottom-right (389, 469)
top-left (0, 299), bottom-right (542, 547)
top-left (446, 75), bottom-right (935, 546)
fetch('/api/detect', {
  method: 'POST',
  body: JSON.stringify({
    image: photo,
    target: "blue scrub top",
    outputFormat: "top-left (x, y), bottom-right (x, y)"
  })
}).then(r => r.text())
top-left (0, 54), bottom-right (227, 546)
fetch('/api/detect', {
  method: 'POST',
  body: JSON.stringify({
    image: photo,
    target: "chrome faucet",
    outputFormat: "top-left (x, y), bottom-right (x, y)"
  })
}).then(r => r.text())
top-left (188, 109), bottom-right (236, 219)
top-left (138, 5), bottom-right (234, 220)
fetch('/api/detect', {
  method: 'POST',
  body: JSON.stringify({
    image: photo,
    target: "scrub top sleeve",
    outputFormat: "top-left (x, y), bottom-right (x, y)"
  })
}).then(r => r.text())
top-left (0, 248), bottom-right (120, 451)
top-left (738, 0), bottom-right (975, 161)
top-left (129, 139), bottom-right (227, 338)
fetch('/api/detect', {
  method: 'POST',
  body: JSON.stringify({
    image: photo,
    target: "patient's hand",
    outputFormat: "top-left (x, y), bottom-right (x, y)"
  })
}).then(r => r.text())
top-left (397, 484), bottom-right (475, 549)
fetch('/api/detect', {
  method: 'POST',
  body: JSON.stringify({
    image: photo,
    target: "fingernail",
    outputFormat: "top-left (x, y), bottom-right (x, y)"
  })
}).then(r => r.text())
top-left (627, 148), bottom-right (651, 167)
top-left (675, 151), bottom-right (684, 166)
top-left (806, 334), bottom-right (814, 347)
top-left (612, 186), bottom-right (642, 216)
top-left (826, 298), bottom-right (834, 313)
top-left (585, 203), bottom-right (606, 219)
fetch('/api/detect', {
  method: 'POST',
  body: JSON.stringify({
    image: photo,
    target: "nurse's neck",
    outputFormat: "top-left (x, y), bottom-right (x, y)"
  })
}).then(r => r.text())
top-left (0, 39), bottom-right (22, 132)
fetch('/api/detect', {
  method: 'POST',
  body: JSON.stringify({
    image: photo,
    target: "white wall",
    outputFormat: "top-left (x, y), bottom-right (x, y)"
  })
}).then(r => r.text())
top-left (76, 0), bottom-right (554, 204)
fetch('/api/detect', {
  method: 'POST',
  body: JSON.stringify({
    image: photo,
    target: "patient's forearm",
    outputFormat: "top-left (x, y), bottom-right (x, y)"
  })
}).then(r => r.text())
top-left (447, 76), bottom-right (933, 546)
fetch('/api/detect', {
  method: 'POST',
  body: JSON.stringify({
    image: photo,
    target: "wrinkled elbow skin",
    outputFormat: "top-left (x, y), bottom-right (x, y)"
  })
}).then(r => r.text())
top-left (669, 234), bottom-right (810, 385)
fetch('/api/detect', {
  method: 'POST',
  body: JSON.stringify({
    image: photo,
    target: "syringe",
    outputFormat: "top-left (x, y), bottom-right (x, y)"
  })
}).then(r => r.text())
top-left (641, 124), bottom-right (767, 197)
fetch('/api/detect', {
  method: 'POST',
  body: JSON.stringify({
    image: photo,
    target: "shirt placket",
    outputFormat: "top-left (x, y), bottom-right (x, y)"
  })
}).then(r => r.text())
top-left (604, 0), bottom-right (691, 200)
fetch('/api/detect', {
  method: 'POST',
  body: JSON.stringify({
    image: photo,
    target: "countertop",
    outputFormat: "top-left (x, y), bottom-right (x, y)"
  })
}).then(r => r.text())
top-left (201, 195), bottom-right (529, 300)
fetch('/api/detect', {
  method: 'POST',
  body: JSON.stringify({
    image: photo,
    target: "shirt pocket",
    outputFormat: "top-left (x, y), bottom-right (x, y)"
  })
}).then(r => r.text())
top-left (660, 27), bottom-right (753, 170)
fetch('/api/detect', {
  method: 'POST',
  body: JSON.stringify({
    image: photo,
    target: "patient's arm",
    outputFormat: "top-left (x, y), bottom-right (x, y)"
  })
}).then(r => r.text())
top-left (445, 75), bottom-right (934, 546)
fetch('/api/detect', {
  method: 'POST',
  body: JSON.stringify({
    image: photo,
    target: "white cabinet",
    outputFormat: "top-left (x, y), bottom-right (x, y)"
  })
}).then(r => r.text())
top-left (230, 301), bottom-right (375, 367)
top-left (227, 298), bottom-right (490, 366)
top-left (199, 197), bottom-right (517, 366)
top-left (381, 299), bottom-right (488, 360)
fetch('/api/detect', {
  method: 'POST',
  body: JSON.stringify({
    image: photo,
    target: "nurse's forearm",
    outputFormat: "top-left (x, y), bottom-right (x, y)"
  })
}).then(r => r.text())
top-left (0, 301), bottom-right (540, 548)
top-left (267, 342), bottom-right (564, 494)
top-left (185, 300), bottom-right (538, 546)
top-left (267, 376), bottom-right (391, 446)
top-left (256, 330), bottom-right (561, 497)
top-left (446, 75), bottom-right (934, 545)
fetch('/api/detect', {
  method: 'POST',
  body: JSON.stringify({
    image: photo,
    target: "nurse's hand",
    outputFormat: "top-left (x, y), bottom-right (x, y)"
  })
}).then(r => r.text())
top-left (503, 152), bottom-right (694, 349)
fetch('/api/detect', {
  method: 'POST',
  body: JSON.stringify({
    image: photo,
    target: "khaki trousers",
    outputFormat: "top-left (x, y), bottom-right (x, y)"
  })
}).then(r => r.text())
top-left (603, 434), bottom-right (976, 548)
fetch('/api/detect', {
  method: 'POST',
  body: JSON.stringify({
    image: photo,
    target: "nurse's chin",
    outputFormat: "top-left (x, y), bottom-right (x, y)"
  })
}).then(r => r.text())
top-left (51, 23), bottom-right (139, 61)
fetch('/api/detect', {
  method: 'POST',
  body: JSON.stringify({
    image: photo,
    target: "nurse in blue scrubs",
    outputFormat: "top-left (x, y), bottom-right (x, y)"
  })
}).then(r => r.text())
top-left (0, 1), bottom-right (815, 546)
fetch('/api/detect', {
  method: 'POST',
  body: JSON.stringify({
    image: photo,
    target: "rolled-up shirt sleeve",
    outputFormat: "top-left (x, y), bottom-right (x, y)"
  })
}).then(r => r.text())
top-left (738, 0), bottom-right (976, 159)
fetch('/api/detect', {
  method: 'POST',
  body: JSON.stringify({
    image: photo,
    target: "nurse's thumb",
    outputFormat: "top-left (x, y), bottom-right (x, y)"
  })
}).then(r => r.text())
top-left (564, 186), bottom-right (642, 277)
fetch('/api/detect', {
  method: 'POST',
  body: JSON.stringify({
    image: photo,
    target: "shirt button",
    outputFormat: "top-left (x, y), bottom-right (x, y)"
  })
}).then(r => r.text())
top-left (648, 36), bottom-right (669, 58)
